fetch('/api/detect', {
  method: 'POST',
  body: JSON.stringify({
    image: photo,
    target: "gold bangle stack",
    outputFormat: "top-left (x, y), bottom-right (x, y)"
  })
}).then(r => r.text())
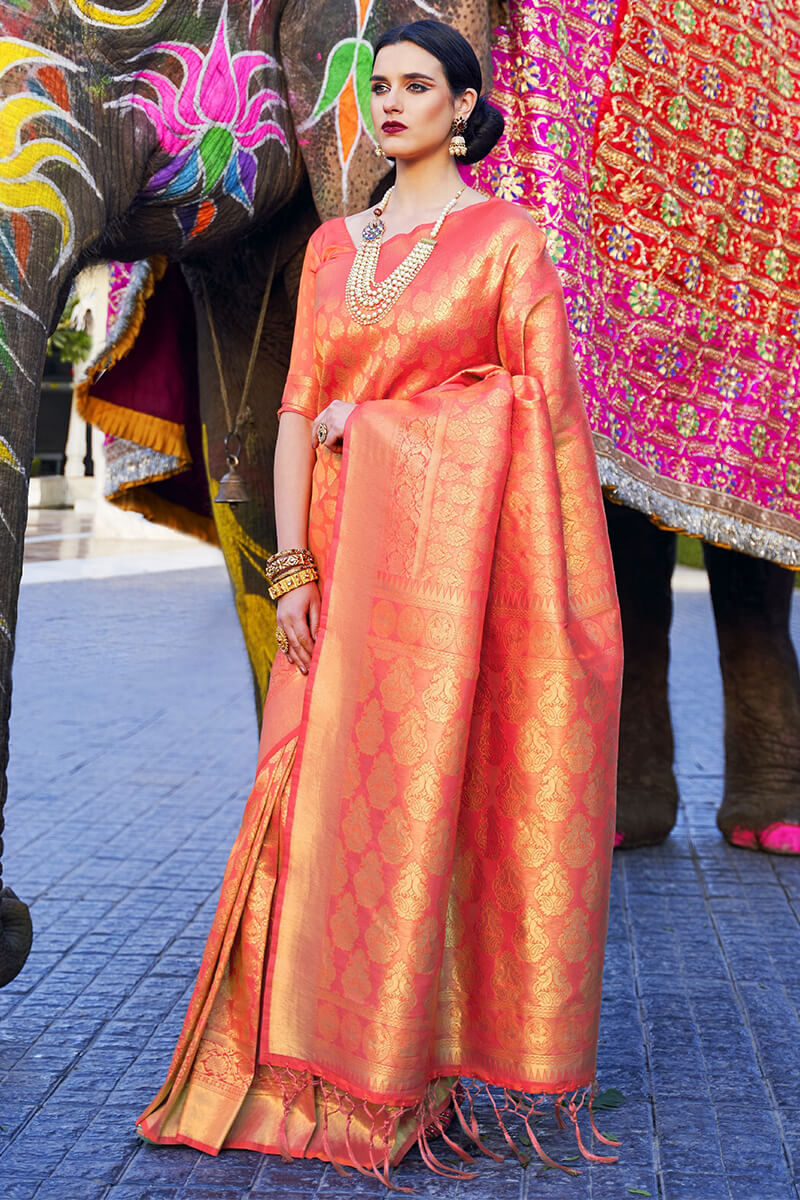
top-left (265, 548), bottom-right (318, 600)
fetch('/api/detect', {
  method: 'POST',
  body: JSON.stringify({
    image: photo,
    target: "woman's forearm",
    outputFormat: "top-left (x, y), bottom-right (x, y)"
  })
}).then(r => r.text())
top-left (274, 412), bottom-right (315, 550)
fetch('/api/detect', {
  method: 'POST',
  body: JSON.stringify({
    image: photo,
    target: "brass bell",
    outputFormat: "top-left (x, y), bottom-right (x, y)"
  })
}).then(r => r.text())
top-left (214, 432), bottom-right (250, 505)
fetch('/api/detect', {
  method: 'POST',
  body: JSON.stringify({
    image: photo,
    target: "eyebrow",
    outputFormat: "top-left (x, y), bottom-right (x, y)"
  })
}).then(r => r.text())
top-left (369, 72), bottom-right (437, 83)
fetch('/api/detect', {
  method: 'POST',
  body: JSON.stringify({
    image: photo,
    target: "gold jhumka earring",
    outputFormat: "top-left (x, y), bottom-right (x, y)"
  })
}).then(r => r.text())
top-left (374, 144), bottom-right (386, 158)
top-left (449, 116), bottom-right (467, 157)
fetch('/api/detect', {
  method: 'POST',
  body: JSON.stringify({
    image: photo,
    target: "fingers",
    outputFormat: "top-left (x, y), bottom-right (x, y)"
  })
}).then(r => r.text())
top-left (312, 401), bottom-right (351, 452)
top-left (282, 617), bottom-right (313, 674)
top-left (309, 593), bottom-right (321, 640)
top-left (277, 584), bottom-right (320, 675)
top-left (312, 422), bottom-right (341, 451)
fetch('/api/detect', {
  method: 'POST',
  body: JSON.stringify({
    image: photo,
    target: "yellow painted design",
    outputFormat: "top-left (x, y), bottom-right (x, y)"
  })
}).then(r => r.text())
top-left (0, 285), bottom-right (38, 324)
top-left (68, 0), bottom-right (167, 26)
top-left (1, 139), bottom-right (86, 185)
top-left (0, 40), bottom-right (96, 267)
top-left (0, 41), bottom-right (55, 76)
top-left (0, 96), bottom-right (58, 157)
top-left (0, 436), bottom-right (23, 475)
top-left (0, 40), bottom-right (79, 83)
top-left (0, 170), bottom-right (74, 258)
top-left (205, 428), bottom-right (277, 715)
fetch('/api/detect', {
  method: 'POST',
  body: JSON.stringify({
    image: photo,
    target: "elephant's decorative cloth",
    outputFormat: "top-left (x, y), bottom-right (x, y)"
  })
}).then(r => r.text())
top-left (76, 259), bottom-right (217, 542)
top-left (472, 0), bottom-right (800, 567)
top-left (137, 203), bottom-right (623, 1177)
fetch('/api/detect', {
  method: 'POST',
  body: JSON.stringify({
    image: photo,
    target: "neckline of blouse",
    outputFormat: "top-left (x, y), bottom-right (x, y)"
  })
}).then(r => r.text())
top-left (339, 195), bottom-right (503, 252)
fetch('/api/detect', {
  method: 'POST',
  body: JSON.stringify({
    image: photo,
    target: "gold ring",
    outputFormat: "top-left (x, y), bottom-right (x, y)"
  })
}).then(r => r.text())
top-left (275, 626), bottom-right (290, 654)
top-left (317, 422), bottom-right (329, 445)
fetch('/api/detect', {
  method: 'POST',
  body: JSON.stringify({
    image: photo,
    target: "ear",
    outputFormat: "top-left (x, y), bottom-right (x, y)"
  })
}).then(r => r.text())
top-left (279, 1), bottom-right (491, 219)
top-left (456, 88), bottom-right (479, 122)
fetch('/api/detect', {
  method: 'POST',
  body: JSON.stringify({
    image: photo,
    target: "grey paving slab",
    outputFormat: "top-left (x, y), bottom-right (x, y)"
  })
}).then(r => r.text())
top-left (0, 567), bottom-right (799, 1198)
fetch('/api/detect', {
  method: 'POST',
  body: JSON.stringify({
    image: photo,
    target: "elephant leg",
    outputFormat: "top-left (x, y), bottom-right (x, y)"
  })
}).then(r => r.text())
top-left (0, 306), bottom-right (51, 986)
top-left (605, 499), bottom-right (679, 848)
top-left (703, 543), bottom-right (800, 853)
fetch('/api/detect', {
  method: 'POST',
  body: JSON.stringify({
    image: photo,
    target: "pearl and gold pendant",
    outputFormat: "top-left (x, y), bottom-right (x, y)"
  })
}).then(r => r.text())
top-left (346, 185), bottom-right (465, 326)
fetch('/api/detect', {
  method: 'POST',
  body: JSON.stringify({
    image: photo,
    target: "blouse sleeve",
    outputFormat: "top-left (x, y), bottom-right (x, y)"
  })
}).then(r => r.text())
top-left (497, 217), bottom-right (587, 439)
top-left (277, 230), bottom-right (322, 420)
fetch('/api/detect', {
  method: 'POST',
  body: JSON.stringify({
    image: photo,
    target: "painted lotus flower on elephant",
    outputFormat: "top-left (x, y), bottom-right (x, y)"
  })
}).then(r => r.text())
top-left (113, 5), bottom-right (288, 239)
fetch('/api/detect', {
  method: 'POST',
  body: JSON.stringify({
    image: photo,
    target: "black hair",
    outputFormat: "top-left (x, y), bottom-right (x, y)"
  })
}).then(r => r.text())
top-left (373, 19), bottom-right (504, 165)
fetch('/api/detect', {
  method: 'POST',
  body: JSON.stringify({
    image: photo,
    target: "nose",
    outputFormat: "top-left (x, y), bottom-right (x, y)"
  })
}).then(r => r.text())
top-left (382, 88), bottom-right (402, 113)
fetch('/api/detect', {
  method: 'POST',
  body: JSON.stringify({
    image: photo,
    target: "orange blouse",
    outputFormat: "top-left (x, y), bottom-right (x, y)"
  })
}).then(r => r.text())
top-left (278, 197), bottom-right (561, 422)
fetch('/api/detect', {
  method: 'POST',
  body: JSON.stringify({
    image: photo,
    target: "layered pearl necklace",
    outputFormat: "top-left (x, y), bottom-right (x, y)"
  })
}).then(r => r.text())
top-left (345, 184), bottom-right (466, 326)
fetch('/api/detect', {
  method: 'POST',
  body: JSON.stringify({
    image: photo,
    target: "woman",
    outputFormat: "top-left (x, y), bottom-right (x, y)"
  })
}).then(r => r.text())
top-left (138, 19), bottom-right (623, 1184)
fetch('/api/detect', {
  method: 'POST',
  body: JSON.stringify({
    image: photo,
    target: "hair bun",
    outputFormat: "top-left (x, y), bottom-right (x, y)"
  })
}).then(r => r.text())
top-left (464, 96), bottom-right (504, 164)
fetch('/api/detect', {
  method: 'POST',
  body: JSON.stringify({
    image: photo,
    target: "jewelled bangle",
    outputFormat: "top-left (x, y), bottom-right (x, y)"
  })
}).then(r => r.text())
top-left (268, 566), bottom-right (319, 600)
top-left (265, 548), bottom-right (315, 583)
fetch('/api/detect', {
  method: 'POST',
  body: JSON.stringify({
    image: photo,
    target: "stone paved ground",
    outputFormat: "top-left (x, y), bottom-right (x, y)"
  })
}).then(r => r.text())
top-left (1, 565), bottom-right (799, 1200)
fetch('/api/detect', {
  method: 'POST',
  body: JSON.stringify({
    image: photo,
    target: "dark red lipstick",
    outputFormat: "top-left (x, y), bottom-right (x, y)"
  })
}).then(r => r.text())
top-left (381, 121), bottom-right (407, 133)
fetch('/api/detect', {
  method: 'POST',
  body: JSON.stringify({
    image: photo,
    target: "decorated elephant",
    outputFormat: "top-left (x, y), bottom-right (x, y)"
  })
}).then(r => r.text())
top-left (1, 0), bottom-right (799, 990)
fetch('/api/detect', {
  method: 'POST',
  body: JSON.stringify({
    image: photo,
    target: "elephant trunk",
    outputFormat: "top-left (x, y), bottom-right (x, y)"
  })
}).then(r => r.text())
top-left (0, 304), bottom-right (52, 986)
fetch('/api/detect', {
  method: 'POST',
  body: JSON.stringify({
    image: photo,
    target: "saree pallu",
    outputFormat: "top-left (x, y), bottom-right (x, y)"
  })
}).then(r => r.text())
top-left (138, 362), bottom-right (623, 1180)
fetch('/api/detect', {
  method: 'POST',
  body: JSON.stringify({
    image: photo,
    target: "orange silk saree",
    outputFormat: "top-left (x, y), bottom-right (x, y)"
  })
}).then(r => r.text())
top-left (138, 200), bottom-right (624, 1182)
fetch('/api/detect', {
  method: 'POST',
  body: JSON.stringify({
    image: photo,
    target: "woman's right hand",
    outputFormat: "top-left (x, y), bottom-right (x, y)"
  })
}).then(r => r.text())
top-left (276, 581), bottom-right (321, 675)
top-left (312, 399), bottom-right (354, 453)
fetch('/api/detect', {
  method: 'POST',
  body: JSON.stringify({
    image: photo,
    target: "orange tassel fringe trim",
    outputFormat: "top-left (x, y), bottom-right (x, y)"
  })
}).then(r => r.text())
top-left (266, 1074), bottom-right (620, 1191)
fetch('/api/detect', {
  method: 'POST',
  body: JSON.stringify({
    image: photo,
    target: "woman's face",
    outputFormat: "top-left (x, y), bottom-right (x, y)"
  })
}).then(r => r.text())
top-left (370, 41), bottom-right (473, 162)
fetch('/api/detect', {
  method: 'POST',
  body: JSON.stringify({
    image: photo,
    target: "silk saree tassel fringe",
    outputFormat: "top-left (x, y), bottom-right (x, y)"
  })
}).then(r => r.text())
top-left (414, 1082), bottom-right (477, 1181)
top-left (448, 1080), bottom-right (619, 1177)
top-left (450, 1081), bottom-right (504, 1162)
top-left (368, 1106), bottom-right (408, 1192)
top-left (417, 1123), bottom-right (477, 1180)
top-left (589, 1086), bottom-right (623, 1148)
top-left (432, 1117), bottom-right (476, 1166)
top-left (318, 1080), bottom-right (352, 1179)
top-left (277, 1067), bottom-right (309, 1163)
top-left (568, 1091), bottom-right (620, 1164)
top-left (482, 1081), bottom-right (530, 1164)
top-left (504, 1088), bottom-right (581, 1176)
top-left (335, 1094), bottom-right (410, 1192)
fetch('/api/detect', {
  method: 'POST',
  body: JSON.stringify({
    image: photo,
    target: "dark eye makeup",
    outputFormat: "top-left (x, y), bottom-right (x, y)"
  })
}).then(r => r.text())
top-left (371, 81), bottom-right (431, 94)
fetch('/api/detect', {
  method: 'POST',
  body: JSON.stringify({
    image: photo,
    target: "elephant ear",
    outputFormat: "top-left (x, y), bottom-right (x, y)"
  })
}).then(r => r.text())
top-left (279, 0), bottom-right (492, 219)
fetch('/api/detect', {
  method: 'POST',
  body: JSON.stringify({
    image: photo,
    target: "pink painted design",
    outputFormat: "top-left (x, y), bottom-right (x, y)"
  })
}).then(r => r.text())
top-left (730, 823), bottom-right (800, 854)
top-left (729, 826), bottom-right (759, 850)
top-left (613, 832), bottom-right (624, 848)
top-left (111, 2), bottom-right (287, 223)
top-left (757, 823), bottom-right (800, 855)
